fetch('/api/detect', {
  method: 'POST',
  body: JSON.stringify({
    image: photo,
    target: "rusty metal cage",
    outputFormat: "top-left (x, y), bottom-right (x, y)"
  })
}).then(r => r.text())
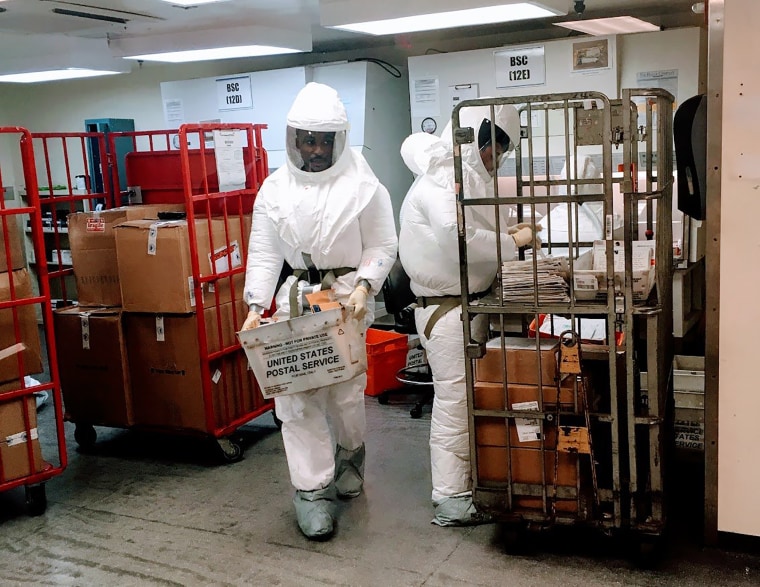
top-left (453, 89), bottom-right (674, 545)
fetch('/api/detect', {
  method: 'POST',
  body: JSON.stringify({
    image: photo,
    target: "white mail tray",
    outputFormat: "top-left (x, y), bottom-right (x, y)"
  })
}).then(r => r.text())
top-left (238, 307), bottom-right (367, 399)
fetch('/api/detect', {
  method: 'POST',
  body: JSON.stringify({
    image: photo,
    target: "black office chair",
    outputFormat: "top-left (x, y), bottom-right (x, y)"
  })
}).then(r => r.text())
top-left (376, 257), bottom-right (434, 419)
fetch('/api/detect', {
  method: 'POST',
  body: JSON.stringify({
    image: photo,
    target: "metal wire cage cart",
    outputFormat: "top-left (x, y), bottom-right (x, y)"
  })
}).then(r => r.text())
top-left (454, 90), bottom-right (675, 551)
top-left (0, 127), bottom-right (68, 515)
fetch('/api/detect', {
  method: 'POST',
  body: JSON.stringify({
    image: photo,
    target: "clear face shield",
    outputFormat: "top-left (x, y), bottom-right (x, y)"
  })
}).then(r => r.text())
top-left (477, 118), bottom-right (511, 177)
top-left (286, 126), bottom-right (348, 173)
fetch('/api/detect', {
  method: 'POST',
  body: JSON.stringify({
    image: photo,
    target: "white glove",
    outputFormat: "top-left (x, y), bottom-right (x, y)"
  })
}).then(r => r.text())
top-left (241, 310), bottom-right (261, 331)
top-left (347, 285), bottom-right (369, 321)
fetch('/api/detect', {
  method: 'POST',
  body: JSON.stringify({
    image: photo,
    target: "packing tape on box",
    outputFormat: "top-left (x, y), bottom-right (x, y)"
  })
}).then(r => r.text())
top-left (0, 342), bottom-right (26, 362)
top-left (5, 427), bottom-right (39, 447)
top-left (80, 312), bottom-right (90, 350)
top-left (148, 223), bottom-right (159, 255)
top-left (155, 315), bottom-right (165, 342)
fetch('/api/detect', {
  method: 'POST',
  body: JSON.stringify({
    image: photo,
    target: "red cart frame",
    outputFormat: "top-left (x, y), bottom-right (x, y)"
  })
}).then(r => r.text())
top-left (34, 124), bottom-right (273, 461)
top-left (0, 128), bottom-right (68, 515)
top-left (176, 122), bottom-right (272, 458)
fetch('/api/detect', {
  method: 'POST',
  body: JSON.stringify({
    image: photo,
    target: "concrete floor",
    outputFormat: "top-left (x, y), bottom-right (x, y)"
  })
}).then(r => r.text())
top-left (1, 394), bottom-right (759, 586)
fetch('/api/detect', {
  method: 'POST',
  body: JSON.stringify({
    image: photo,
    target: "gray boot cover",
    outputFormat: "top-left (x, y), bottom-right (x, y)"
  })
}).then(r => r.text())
top-left (432, 494), bottom-right (495, 527)
top-left (334, 444), bottom-right (365, 498)
top-left (293, 484), bottom-right (336, 539)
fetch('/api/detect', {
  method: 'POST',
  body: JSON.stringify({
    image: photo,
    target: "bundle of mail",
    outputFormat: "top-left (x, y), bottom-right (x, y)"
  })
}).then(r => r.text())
top-left (501, 257), bottom-right (571, 303)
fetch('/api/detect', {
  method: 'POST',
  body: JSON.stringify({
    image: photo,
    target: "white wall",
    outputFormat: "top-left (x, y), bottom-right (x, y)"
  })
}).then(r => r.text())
top-left (717, 0), bottom-right (760, 538)
top-left (408, 28), bottom-right (700, 136)
top-left (620, 27), bottom-right (701, 107)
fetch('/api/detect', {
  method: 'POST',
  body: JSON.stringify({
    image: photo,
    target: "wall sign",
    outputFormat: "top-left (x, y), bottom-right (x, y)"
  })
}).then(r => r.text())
top-left (494, 45), bottom-right (546, 89)
top-left (216, 75), bottom-right (253, 111)
top-left (572, 38), bottom-right (610, 72)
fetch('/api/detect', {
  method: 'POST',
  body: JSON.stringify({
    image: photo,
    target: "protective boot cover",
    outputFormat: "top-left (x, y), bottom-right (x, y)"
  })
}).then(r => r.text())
top-left (294, 483), bottom-right (337, 539)
top-left (432, 492), bottom-right (495, 527)
top-left (334, 443), bottom-right (365, 498)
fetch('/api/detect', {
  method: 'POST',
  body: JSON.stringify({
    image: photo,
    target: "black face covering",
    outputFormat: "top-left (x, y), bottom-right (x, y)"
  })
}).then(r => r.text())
top-left (477, 119), bottom-right (510, 151)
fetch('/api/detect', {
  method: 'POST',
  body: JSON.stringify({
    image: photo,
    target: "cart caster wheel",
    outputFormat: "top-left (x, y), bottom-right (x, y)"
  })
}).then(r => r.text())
top-left (633, 534), bottom-right (665, 569)
top-left (410, 405), bottom-right (423, 419)
top-left (377, 394), bottom-right (389, 405)
top-left (25, 484), bottom-right (47, 517)
top-left (271, 408), bottom-right (283, 430)
top-left (74, 424), bottom-right (97, 451)
top-left (217, 438), bottom-right (243, 463)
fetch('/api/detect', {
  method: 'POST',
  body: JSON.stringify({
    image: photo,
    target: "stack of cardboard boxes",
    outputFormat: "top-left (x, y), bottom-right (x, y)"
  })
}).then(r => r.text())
top-left (0, 217), bottom-right (46, 483)
top-left (55, 205), bottom-right (258, 434)
top-left (473, 337), bottom-right (581, 513)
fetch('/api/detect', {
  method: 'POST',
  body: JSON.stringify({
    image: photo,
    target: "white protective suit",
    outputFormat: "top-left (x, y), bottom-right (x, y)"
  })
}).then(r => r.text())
top-left (244, 83), bottom-right (397, 495)
top-left (398, 104), bottom-right (521, 522)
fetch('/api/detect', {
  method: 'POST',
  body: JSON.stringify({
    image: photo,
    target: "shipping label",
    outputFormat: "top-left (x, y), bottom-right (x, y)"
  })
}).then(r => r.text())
top-left (512, 400), bottom-right (542, 442)
top-left (86, 217), bottom-right (106, 232)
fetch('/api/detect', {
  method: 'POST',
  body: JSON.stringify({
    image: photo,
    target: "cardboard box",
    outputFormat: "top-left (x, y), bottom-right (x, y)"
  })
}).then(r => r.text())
top-left (476, 446), bottom-right (577, 487)
top-left (0, 269), bottom-right (43, 384)
top-left (475, 416), bottom-right (559, 449)
top-left (0, 215), bottom-right (25, 273)
top-left (474, 381), bottom-right (578, 412)
top-left (115, 217), bottom-right (245, 313)
top-left (126, 302), bottom-right (252, 432)
top-left (0, 396), bottom-right (45, 483)
top-left (54, 306), bottom-right (133, 427)
top-left (476, 337), bottom-right (558, 386)
top-left (68, 204), bottom-right (185, 307)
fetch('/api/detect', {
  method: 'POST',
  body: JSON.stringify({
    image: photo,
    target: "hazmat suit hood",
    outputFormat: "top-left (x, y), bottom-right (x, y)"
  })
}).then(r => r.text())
top-left (285, 82), bottom-right (350, 180)
top-left (400, 103), bottom-right (520, 198)
top-left (251, 82), bottom-right (383, 278)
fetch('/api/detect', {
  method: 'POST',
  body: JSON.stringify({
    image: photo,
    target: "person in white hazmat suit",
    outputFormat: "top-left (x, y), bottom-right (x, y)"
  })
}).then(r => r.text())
top-left (241, 82), bottom-right (397, 540)
top-left (398, 104), bottom-right (535, 526)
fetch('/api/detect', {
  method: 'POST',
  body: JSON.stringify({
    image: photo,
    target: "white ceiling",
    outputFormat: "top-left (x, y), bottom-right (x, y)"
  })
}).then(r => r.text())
top-left (0, 0), bottom-right (702, 67)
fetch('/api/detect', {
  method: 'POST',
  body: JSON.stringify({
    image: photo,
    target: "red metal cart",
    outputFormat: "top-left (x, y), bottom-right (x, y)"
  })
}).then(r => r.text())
top-left (49, 124), bottom-right (274, 460)
top-left (0, 127), bottom-right (68, 515)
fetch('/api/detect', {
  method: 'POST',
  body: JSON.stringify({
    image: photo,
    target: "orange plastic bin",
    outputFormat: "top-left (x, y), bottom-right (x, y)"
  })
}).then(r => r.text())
top-left (364, 329), bottom-right (408, 396)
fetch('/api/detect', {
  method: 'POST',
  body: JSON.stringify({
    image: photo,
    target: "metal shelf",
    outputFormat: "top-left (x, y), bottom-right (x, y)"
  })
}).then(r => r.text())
top-left (25, 227), bottom-right (68, 234)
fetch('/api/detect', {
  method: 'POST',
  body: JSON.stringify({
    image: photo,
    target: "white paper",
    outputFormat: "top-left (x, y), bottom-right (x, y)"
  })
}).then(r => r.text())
top-left (636, 69), bottom-right (678, 102)
top-left (208, 240), bottom-right (241, 274)
top-left (538, 315), bottom-right (607, 342)
top-left (448, 83), bottom-right (479, 113)
top-left (213, 130), bottom-right (246, 191)
top-left (163, 98), bottom-right (185, 127)
top-left (5, 428), bottom-right (38, 447)
top-left (411, 78), bottom-right (440, 117)
top-left (512, 400), bottom-right (542, 442)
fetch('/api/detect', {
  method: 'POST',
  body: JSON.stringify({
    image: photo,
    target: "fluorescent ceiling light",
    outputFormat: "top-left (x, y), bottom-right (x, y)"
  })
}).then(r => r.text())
top-left (328, 3), bottom-right (563, 35)
top-left (554, 16), bottom-right (660, 36)
top-left (161, 0), bottom-right (230, 5)
top-left (0, 68), bottom-right (123, 83)
top-left (110, 24), bottom-right (311, 63)
top-left (125, 45), bottom-right (303, 63)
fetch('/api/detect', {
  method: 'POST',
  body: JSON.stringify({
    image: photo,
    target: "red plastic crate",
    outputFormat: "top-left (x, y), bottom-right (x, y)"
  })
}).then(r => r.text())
top-left (364, 329), bottom-right (408, 396)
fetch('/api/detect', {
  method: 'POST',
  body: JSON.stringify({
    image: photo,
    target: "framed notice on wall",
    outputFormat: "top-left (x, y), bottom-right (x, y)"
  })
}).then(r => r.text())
top-left (494, 45), bottom-right (546, 89)
top-left (572, 38), bottom-right (610, 72)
